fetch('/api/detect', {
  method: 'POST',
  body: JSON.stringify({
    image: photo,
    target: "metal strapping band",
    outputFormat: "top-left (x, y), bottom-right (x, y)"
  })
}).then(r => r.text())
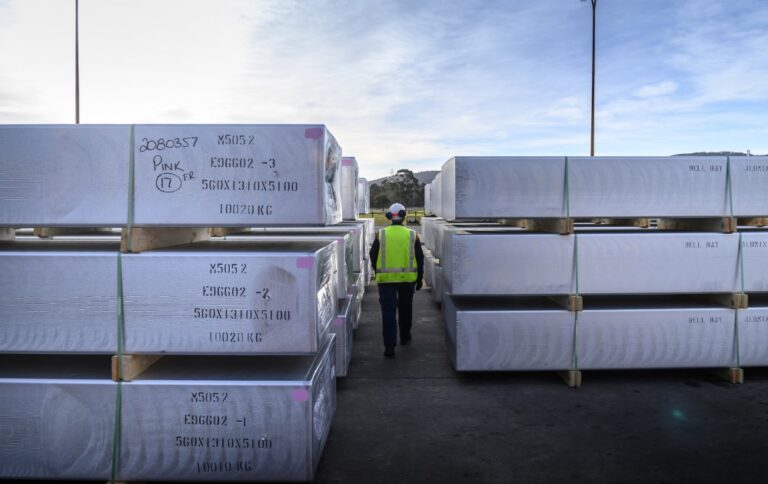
top-left (728, 157), bottom-right (743, 369)
top-left (110, 253), bottom-right (125, 483)
top-left (564, 156), bottom-right (571, 219)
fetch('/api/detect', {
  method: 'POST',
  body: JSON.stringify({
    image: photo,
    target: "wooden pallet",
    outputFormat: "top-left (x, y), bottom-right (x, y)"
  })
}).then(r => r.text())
top-left (0, 227), bottom-right (14, 241)
top-left (121, 227), bottom-right (210, 252)
top-left (111, 354), bottom-right (163, 382)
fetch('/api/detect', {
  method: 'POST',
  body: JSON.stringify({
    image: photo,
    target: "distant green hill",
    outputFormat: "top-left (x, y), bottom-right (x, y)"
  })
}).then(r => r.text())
top-left (369, 169), bottom-right (429, 209)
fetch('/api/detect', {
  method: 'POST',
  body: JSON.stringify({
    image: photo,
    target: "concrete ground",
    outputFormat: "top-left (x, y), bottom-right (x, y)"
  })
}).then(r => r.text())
top-left (314, 285), bottom-right (768, 484)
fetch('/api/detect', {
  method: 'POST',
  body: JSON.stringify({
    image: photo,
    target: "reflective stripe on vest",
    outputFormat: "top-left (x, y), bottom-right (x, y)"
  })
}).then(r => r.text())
top-left (376, 225), bottom-right (418, 283)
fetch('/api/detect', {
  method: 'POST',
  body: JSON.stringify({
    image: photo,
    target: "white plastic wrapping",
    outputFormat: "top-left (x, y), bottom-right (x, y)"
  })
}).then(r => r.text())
top-left (332, 297), bottom-right (356, 377)
top-left (439, 156), bottom-right (766, 220)
top-left (357, 177), bottom-right (370, 214)
top-left (123, 241), bottom-right (338, 355)
top-left (341, 157), bottom-right (359, 221)
top-left (119, 336), bottom-right (336, 482)
top-left (0, 124), bottom-right (342, 227)
top-left (442, 231), bottom-right (767, 296)
top-left (0, 356), bottom-right (115, 480)
top-left (739, 300), bottom-right (768, 367)
top-left (0, 240), bottom-right (119, 353)
top-left (0, 125), bottom-right (131, 226)
top-left (577, 301), bottom-right (736, 369)
top-left (444, 296), bottom-right (574, 371)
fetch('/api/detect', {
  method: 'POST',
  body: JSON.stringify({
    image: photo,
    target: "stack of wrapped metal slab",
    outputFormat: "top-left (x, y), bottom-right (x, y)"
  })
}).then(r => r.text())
top-left (0, 336), bottom-right (336, 481)
top-left (341, 157), bottom-right (359, 221)
top-left (0, 124), bottom-right (343, 227)
top-left (0, 123), bottom-right (358, 480)
top-left (434, 155), bottom-right (768, 378)
top-left (357, 177), bottom-right (370, 215)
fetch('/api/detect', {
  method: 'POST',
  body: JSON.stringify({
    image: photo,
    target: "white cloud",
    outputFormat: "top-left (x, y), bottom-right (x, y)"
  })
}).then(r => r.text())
top-left (633, 81), bottom-right (678, 98)
top-left (0, 0), bottom-right (767, 176)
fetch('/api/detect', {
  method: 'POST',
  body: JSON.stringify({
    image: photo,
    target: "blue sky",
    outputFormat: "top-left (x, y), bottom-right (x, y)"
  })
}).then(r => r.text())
top-left (0, 0), bottom-right (766, 179)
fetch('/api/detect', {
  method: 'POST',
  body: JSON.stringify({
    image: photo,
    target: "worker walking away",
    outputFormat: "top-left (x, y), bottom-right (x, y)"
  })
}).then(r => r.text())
top-left (369, 203), bottom-right (424, 358)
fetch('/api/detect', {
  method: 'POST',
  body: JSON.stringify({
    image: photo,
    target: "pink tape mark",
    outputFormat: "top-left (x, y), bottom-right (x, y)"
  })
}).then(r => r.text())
top-left (292, 388), bottom-right (310, 402)
top-left (304, 127), bottom-right (324, 140)
top-left (334, 317), bottom-right (344, 327)
top-left (342, 158), bottom-right (354, 166)
top-left (296, 257), bottom-right (314, 269)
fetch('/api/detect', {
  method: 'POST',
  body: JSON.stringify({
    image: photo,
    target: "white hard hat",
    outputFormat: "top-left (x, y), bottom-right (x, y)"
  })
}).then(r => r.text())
top-left (387, 203), bottom-right (406, 220)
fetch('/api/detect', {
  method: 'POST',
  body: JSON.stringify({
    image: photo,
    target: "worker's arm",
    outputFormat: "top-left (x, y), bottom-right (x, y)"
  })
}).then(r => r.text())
top-left (369, 235), bottom-right (379, 274)
top-left (415, 235), bottom-right (424, 288)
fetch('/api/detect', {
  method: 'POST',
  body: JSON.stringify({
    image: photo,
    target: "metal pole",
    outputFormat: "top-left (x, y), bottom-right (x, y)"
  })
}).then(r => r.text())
top-left (75, 0), bottom-right (80, 124)
top-left (590, 0), bottom-right (596, 156)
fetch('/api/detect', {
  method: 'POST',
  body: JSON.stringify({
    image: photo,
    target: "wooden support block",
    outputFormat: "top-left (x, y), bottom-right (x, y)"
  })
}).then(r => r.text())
top-left (696, 293), bottom-right (748, 309)
top-left (120, 227), bottom-right (210, 252)
top-left (209, 227), bottom-right (250, 237)
top-left (591, 218), bottom-right (651, 228)
top-left (656, 217), bottom-right (736, 233)
top-left (0, 228), bottom-right (14, 241)
top-left (739, 217), bottom-right (768, 227)
top-left (523, 218), bottom-right (574, 235)
top-left (111, 354), bottom-right (162, 382)
top-left (547, 295), bottom-right (583, 312)
top-left (558, 370), bottom-right (582, 388)
top-left (499, 218), bottom-right (527, 228)
top-left (711, 367), bottom-right (744, 384)
top-left (33, 227), bottom-right (114, 237)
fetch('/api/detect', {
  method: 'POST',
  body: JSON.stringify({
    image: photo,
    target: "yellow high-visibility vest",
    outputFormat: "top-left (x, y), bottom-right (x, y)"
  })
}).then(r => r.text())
top-left (376, 225), bottom-right (418, 283)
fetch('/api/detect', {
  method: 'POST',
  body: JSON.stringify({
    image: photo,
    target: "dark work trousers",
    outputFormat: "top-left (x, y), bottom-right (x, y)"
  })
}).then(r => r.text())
top-left (378, 282), bottom-right (415, 348)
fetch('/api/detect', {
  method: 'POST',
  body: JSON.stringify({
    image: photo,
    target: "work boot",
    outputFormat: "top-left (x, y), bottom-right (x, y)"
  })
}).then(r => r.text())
top-left (383, 346), bottom-right (395, 358)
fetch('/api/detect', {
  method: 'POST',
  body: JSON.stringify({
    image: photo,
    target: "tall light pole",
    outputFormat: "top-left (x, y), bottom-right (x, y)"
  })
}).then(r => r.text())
top-left (586, 0), bottom-right (596, 156)
top-left (75, 0), bottom-right (80, 124)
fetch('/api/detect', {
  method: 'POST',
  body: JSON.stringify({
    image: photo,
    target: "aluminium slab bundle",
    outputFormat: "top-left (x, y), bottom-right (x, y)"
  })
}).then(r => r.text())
top-left (444, 296), bottom-right (748, 371)
top-left (0, 240), bottom-right (119, 353)
top-left (441, 231), bottom-right (768, 296)
top-left (444, 297), bottom-right (574, 371)
top-left (357, 177), bottom-right (370, 215)
top-left (341, 157), bottom-right (359, 221)
top-left (332, 297), bottom-right (356, 377)
top-left (576, 300), bottom-right (736, 370)
top-left (439, 156), bottom-right (768, 221)
top-left (123, 241), bottom-right (339, 355)
top-left (0, 239), bottom-right (339, 354)
top-left (0, 336), bottom-right (336, 481)
top-left (739, 296), bottom-right (768, 366)
top-left (0, 124), bottom-right (342, 227)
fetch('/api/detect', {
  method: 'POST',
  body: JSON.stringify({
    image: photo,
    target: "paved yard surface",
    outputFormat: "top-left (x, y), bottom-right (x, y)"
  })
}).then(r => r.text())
top-left (315, 284), bottom-right (768, 484)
